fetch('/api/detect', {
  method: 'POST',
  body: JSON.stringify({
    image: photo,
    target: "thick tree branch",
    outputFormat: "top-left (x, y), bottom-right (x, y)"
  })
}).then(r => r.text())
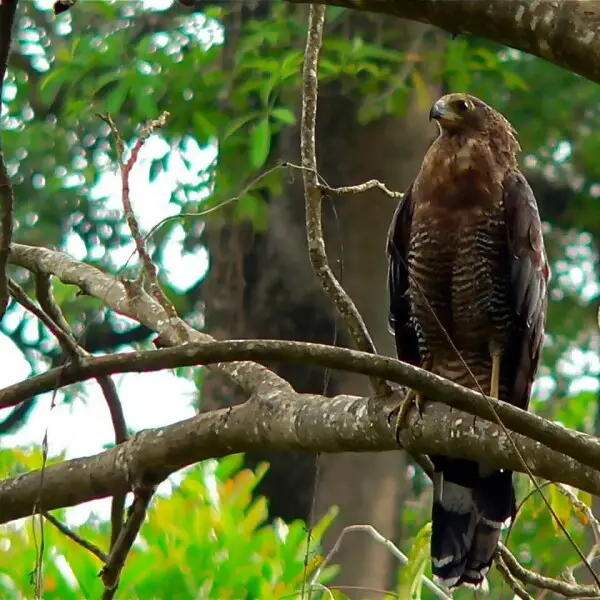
top-left (287, 0), bottom-right (600, 84)
top-left (1, 393), bottom-right (600, 525)
top-left (1, 339), bottom-right (599, 478)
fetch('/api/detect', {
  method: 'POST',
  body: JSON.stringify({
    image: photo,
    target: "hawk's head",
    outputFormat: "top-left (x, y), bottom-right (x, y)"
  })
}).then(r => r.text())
top-left (428, 92), bottom-right (520, 156)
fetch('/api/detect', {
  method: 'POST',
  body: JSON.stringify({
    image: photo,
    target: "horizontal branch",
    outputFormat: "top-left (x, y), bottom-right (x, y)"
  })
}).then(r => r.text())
top-left (287, 0), bottom-right (600, 84)
top-left (2, 339), bottom-right (600, 478)
top-left (2, 390), bottom-right (600, 525)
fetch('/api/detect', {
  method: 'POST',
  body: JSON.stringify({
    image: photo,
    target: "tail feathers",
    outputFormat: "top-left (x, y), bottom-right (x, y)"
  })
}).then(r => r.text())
top-left (431, 496), bottom-right (477, 588)
top-left (431, 465), bottom-right (515, 590)
top-left (459, 521), bottom-right (503, 587)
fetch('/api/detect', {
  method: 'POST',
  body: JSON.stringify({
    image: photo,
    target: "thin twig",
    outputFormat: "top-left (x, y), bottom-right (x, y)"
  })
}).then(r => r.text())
top-left (496, 554), bottom-right (535, 600)
top-left (102, 112), bottom-right (188, 343)
top-left (43, 511), bottom-right (107, 562)
top-left (34, 272), bottom-right (129, 557)
top-left (309, 524), bottom-right (451, 600)
top-left (318, 180), bottom-right (403, 199)
top-left (498, 543), bottom-right (600, 598)
top-left (141, 160), bottom-right (288, 249)
top-left (299, 3), bottom-right (389, 397)
top-left (10, 278), bottom-right (81, 361)
top-left (0, 0), bottom-right (19, 322)
top-left (100, 484), bottom-right (155, 597)
top-left (97, 377), bottom-right (129, 551)
top-left (556, 483), bottom-right (600, 546)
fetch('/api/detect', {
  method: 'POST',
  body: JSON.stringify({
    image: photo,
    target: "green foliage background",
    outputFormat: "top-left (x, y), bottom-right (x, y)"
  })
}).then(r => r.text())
top-left (1, 1), bottom-right (599, 598)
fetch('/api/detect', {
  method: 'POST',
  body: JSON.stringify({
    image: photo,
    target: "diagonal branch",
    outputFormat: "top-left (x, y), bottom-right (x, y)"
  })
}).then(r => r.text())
top-left (100, 483), bottom-right (155, 598)
top-left (498, 543), bottom-right (600, 599)
top-left (286, 0), bottom-right (600, 85)
top-left (9, 242), bottom-right (288, 398)
top-left (43, 511), bottom-right (107, 563)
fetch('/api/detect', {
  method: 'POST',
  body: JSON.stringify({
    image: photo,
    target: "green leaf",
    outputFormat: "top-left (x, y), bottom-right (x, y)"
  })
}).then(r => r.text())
top-left (270, 107), bottom-right (296, 125)
top-left (105, 83), bottom-right (129, 115)
top-left (235, 193), bottom-right (268, 230)
top-left (193, 111), bottom-right (216, 140)
top-left (250, 118), bottom-right (271, 169)
top-left (548, 484), bottom-right (572, 533)
top-left (411, 71), bottom-right (431, 112)
top-left (222, 111), bottom-right (260, 140)
top-left (397, 521), bottom-right (432, 599)
top-left (502, 70), bottom-right (529, 91)
top-left (39, 68), bottom-right (67, 106)
top-left (137, 91), bottom-right (158, 120)
top-left (90, 71), bottom-right (123, 97)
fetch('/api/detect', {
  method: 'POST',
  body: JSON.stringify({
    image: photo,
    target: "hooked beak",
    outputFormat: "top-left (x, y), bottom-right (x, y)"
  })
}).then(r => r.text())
top-left (429, 99), bottom-right (449, 122)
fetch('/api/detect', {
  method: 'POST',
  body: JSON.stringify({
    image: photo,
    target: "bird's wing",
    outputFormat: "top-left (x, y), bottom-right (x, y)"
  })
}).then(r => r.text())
top-left (386, 184), bottom-right (421, 366)
top-left (502, 170), bottom-right (550, 410)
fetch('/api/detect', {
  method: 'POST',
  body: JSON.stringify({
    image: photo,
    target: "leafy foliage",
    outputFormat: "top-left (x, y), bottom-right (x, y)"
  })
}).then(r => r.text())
top-left (0, 452), bottom-right (338, 599)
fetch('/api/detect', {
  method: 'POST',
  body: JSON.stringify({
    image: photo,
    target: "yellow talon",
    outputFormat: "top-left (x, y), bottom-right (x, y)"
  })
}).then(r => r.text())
top-left (391, 390), bottom-right (422, 445)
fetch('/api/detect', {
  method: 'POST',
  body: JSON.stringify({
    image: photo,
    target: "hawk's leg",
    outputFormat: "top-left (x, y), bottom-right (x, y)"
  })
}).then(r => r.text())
top-left (393, 390), bottom-right (423, 443)
top-left (490, 342), bottom-right (502, 400)
top-left (388, 357), bottom-right (431, 444)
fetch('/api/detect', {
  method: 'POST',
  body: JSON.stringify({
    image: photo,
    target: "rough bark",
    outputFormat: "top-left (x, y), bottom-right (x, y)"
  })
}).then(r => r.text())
top-left (285, 0), bottom-right (600, 85)
top-left (3, 390), bottom-right (600, 525)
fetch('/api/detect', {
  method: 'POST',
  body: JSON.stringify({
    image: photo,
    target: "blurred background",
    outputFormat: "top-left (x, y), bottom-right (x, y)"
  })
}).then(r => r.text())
top-left (0, 1), bottom-right (598, 598)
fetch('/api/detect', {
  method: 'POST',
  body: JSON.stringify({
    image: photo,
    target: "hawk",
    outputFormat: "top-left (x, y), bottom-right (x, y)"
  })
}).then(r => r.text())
top-left (387, 93), bottom-right (549, 589)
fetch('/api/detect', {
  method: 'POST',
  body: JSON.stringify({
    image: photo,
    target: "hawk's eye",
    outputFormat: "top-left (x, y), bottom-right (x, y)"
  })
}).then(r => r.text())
top-left (456, 99), bottom-right (470, 112)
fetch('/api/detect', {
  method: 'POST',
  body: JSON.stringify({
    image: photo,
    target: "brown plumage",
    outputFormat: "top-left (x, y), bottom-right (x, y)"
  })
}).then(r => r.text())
top-left (387, 93), bottom-right (549, 589)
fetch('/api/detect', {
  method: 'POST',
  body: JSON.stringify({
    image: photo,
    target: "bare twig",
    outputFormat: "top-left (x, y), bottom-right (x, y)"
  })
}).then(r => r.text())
top-left (310, 524), bottom-right (451, 600)
top-left (97, 376), bottom-right (129, 552)
top-left (496, 554), bottom-right (535, 600)
top-left (34, 272), bottom-right (129, 558)
top-left (34, 273), bottom-right (76, 339)
top-left (103, 112), bottom-right (188, 343)
top-left (100, 484), bottom-right (155, 597)
top-left (498, 543), bottom-right (600, 598)
top-left (9, 278), bottom-right (81, 361)
top-left (43, 511), bottom-right (107, 563)
top-left (299, 4), bottom-right (389, 397)
top-left (0, 0), bottom-right (19, 322)
top-left (318, 180), bottom-right (403, 199)
top-left (556, 483), bottom-right (600, 546)
top-left (141, 161), bottom-right (288, 248)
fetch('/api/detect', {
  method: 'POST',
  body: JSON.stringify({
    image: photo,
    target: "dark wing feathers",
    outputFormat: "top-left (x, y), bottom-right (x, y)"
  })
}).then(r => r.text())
top-left (386, 184), bottom-right (420, 367)
top-left (503, 170), bottom-right (549, 410)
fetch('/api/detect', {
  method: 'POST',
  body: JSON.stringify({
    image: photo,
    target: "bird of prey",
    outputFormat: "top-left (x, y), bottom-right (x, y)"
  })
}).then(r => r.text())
top-left (386, 93), bottom-right (549, 589)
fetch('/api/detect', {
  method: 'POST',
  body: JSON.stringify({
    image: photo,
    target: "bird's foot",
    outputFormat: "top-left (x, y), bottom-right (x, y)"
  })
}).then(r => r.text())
top-left (388, 390), bottom-right (422, 445)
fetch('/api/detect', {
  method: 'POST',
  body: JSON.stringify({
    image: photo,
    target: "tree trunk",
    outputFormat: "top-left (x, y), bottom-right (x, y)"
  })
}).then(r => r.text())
top-left (203, 15), bottom-right (444, 594)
